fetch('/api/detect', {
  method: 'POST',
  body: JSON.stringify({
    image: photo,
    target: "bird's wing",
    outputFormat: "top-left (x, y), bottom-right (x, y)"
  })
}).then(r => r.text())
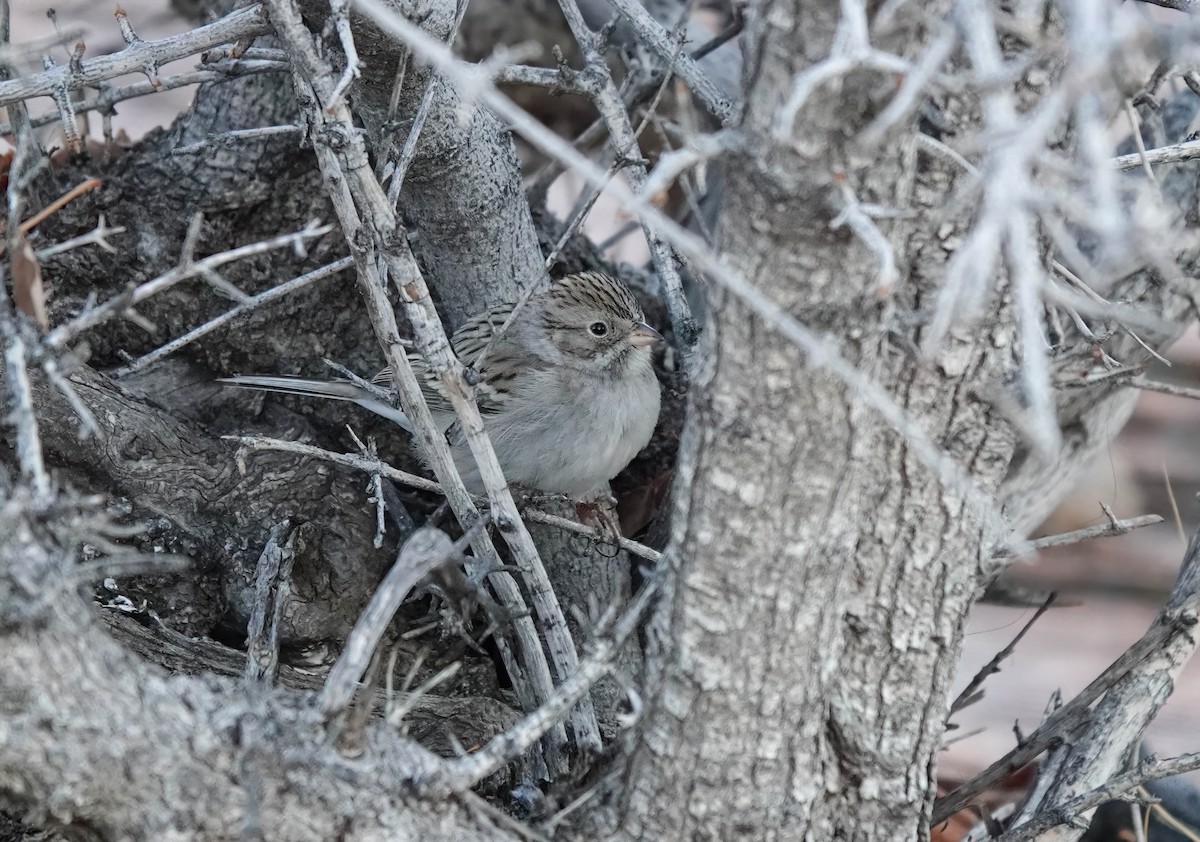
top-left (370, 304), bottom-right (518, 416)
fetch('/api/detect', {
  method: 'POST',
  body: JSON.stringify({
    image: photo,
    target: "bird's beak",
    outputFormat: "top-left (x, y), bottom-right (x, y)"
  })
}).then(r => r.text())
top-left (630, 322), bottom-right (663, 348)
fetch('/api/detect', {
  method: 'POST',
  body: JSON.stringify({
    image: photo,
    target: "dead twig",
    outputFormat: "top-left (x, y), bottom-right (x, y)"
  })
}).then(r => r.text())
top-left (113, 256), bottom-right (352, 376)
top-left (228, 435), bottom-right (663, 563)
top-left (45, 219), bottom-right (333, 349)
top-left (320, 527), bottom-right (461, 720)
top-left (936, 528), bottom-right (1200, 827)
top-left (949, 594), bottom-right (1057, 716)
top-left (436, 574), bottom-right (660, 791)
top-left (0, 5), bottom-right (272, 108)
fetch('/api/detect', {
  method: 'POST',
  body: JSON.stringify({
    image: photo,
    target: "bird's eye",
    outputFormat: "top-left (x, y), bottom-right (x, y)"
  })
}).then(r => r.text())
top-left (588, 322), bottom-right (609, 337)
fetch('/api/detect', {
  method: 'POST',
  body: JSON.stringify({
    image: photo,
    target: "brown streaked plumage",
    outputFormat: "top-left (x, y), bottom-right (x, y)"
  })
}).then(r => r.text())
top-left (222, 272), bottom-right (663, 497)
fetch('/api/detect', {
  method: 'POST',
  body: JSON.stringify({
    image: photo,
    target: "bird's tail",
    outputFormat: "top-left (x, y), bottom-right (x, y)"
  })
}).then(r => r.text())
top-left (218, 375), bottom-right (413, 431)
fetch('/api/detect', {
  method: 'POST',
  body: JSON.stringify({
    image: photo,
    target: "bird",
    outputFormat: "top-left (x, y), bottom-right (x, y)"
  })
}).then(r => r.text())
top-left (221, 271), bottom-right (663, 499)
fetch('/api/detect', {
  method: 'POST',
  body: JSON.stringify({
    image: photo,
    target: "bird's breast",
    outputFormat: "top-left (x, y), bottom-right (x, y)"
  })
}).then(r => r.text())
top-left (481, 358), bottom-right (661, 497)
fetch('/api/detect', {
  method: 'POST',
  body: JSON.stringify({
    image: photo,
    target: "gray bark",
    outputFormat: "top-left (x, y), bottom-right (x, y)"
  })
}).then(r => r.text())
top-left (0, 517), bottom-right (504, 841)
top-left (581, 4), bottom-right (1200, 841)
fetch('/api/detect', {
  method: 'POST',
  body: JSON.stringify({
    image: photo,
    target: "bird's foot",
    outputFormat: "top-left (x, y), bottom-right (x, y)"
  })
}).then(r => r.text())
top-left (575, 497), bottom-right (623, 542)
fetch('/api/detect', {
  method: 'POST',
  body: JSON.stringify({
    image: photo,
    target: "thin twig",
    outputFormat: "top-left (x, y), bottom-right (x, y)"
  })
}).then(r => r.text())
top-left (1163, 461), bottom-right (1186, 548)
top-left (598, 0), bottom-right (734, 126)
top-left (35, 215), bottom-right (125, 261)
top-left (46, 220), bottom-right (334, 349)
top-left (385, 0), bottom-right (469, 207)
top-left (1124, 99), bottom-right (1160, 188)
top-left (936, 528), bottom-right (1200, 826)
top-left (1000, 513), bottom-right (1163, 554)
top-left (933, 616), bottom-right (1186, 824)
top-left (320, 527), bottom-right (459, 719)
top-left (13, 177), bottom-right (100, 238)
top-left (1132, 376), bottom-right (1200, 402)
top-left (228, 435), bottom-right (662, 562)
top-left (172, 125), bottom-right (302, 155)
top-left (436, 575), bottom-right (660, 791)
top-left (325, 0), bottom-right (361, 113)
top-left (112, 256), bottom-right (352, 376)
top-left (996, 752), bottom-right (1200, 841)
top-left (0, 62), bottom-right (290, 137)
top-left (949, 594), bottom-right (1056, 715)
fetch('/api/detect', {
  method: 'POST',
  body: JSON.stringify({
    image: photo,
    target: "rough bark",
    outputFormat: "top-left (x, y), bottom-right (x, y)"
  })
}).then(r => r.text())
top-left (587, 3), bottom-right (1198, 840)
top-left (0, 513), bottom-right (504, 842)
top-left (5, 1), bottom-right (1200, 841)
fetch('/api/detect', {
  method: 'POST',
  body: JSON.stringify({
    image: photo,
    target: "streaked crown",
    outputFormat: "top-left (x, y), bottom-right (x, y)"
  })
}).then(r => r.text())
top-left (534, 271), bottom-right (654, 370)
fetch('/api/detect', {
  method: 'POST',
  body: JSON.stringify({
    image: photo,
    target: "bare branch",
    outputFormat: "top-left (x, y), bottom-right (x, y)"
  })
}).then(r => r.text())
top-left (599, 0), bottom-right (735, 126)
top-left (0, 5), bottom-right (272, 108)
top-left (1005, 513), bottom-right (1163, 554)
top-left (172, 125), bottom-right (302, 155)
top-left (1131, 0), bottom-right (1199, 14)
top-left (1004, 526), bottom-right (1200, 840)
top-left (997, 752), bottom-right (1200, 842)
top-left (112, 257), bottom-right (352, 376)
top-left (325, 0), bottom-right (361, 112)
top-left (861, 22), bottom-right (958, 144)
top-left (228, 435), bottom-right (663, 562)
top-left (1131, 375), bottom-right (1200, 401)
top-left (0, 62), bottom-right (290, 138)
top-left (949, 594), bottom-right (1056, 716)
top-left (935, 527), bottom-right (1200, 826)
top-left (320, 528), bottom-right (458, 719)
top-left (1112, 138), bottom-right (1200, 171)
top-left (45, 219), bottom-right (334, 349)
top-left (439, 575), bottom-right (660, 790)
top-left (35, 214), bottom-right (125, 261)
top-left (830, 180), bottom-right (901, 296)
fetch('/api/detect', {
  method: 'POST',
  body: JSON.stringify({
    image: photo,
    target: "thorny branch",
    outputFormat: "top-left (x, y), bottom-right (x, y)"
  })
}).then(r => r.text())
top-left (112, 256), bottom-right (354, 376)
top-left (993, 527), bottom-right (1200, 840)
top-left (935, 526), bottom-right (1200, 827)
top-left (44, 219), bottom-right (333, 349)
top-left (0, 62), bottom-right (291, 138)
top-left (0, 4), bottom-right (272, 108)
top-left (320, 528), bottom-right (459, 720)
top-left (600, 0), bottom-right (735, 126)
top-left (996, 752), bottom-right (1200, 842)
top-left (264, 0), bottom-right (601, 768)
top-left (230, 434), bottom-right (662, 562)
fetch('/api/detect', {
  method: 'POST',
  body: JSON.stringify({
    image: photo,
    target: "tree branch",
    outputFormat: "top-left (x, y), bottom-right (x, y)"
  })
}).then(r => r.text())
top-left (0, 4), bottom-right (272, 108)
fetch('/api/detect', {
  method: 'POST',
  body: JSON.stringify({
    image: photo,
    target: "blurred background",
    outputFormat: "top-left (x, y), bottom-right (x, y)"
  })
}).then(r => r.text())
top-left (9, 0), bottom-right (1200, 798)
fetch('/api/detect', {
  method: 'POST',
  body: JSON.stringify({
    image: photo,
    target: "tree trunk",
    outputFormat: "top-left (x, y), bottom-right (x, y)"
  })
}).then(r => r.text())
top-left (597, 3), bottom-right (1019, 838)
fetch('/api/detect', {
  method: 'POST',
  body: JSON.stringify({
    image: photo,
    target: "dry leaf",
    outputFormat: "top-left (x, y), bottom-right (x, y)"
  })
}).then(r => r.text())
top-left (12, 232), bottom-right (49, 333)
top-left (0, 147), bottom-right (13, 195)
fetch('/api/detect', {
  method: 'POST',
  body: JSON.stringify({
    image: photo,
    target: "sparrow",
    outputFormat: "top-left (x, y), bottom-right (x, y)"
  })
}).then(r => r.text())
top-left (222, 271), bottom-right (663, 498)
